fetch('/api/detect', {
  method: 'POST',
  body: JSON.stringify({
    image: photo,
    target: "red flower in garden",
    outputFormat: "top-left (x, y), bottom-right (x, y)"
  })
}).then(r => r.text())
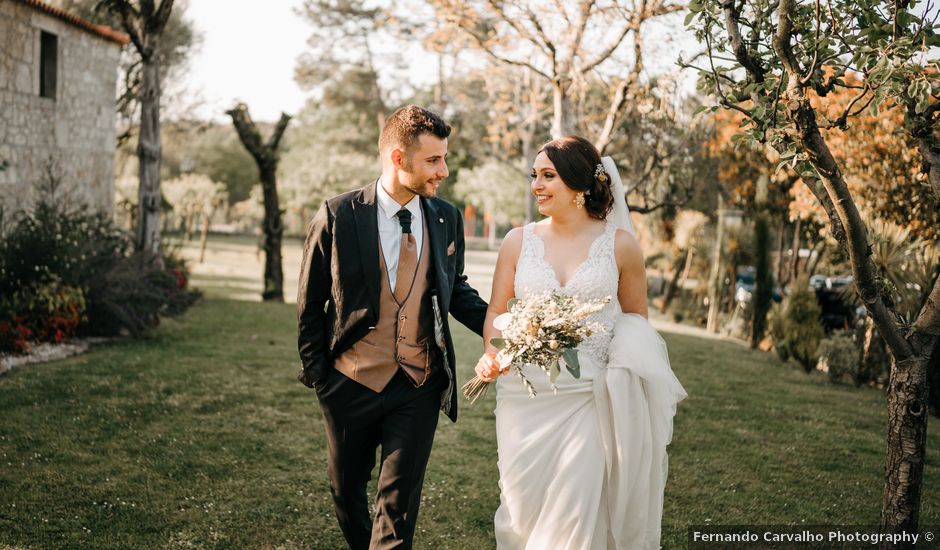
top-left (171, 268), bottom-right (187, 289)
top-left (0, 321), bottom-right (10, 335)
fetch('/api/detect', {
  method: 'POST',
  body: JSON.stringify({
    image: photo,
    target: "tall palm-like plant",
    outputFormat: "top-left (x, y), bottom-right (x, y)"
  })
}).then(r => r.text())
top-left (839, 219), bottom-right (940, 321)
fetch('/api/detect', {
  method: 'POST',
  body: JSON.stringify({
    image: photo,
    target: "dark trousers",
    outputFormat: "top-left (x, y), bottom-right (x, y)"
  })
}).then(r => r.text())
top-left (316, 367), bottom-right (445, 550)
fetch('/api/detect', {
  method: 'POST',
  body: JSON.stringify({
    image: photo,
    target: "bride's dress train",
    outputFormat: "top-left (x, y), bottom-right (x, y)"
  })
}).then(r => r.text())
top-left (493, 222), bottom-right (687, 550)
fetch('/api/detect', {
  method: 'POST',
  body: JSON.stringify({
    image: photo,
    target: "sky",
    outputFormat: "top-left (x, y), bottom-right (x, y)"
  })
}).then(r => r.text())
top-left (183, 0), bottom-right (314, 123)
top-left (182, 0), bottom-right (442, 123)
top-left (180, 1), bottom-right (698, 124)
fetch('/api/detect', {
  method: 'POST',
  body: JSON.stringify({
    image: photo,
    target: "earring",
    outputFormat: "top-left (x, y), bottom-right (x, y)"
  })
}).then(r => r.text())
top-left (574, 192), bottom-right (586, 209)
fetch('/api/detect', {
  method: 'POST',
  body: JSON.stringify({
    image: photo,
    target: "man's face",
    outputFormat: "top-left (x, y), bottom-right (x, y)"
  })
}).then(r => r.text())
top-left (398, 133), bottom-right (449, 198)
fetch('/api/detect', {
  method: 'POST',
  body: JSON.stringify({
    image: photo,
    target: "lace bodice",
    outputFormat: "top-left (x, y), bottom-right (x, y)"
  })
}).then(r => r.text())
top-left (514, 221), bottom-right (620, 365)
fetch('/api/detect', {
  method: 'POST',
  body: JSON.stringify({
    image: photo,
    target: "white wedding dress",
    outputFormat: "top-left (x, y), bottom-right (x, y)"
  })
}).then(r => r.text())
top-left (493, 221), bottom-right (687, 550)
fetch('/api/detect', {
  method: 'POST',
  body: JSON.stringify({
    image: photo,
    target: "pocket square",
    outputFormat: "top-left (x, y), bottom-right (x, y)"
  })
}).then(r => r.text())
top-left (446, 241), bottom-right (456, 256)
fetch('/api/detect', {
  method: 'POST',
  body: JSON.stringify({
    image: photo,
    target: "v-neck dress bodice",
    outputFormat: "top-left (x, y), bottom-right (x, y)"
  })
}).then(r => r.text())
top-left (513, 221), bottom-right (620, 365)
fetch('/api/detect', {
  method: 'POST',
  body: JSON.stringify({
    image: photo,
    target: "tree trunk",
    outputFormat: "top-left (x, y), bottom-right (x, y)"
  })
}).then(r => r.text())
top-left (226, 104), bottom-right (291, 302)
top-left (726, 263), bottom-right (738, 314)
top-left (806, 240), bottom-right (827, 275)
top-left (880, 354), bottom-right (930, 547)
top-left (434, 52), bottom-right (445, 113)
top-left (551, 77), bottom-right (574, 139)
top-left (522, 69), bottom-right (538, 223)
top-left (660, 248), bottom-right (689, 314)
top-left (789, 217), bottom-right (802, 281)
top-left (928, 339), bottom-right (940, 418)
top-left (775, 218), bottom-right (787, 286)
top-left (522, 68), bottom-right (541, 223)
top-left (751, 213), bottom-right (773, 349)
top-left (706, 196), bottom-right (725, 333)
top-left (198, 209), bottom-right (213, 264)
top-left (680, 245), bottom-right (695, 289)
top-left (861, 315), bottom-right (877, 386)
top-left (136, 52), bottom-right (163, 262)
top-left (487, 214), bottom-right (497, 251)
top-left (259, 165), bottom-right (284, 302)
top-left (184, 212), bottom-right (194, 241)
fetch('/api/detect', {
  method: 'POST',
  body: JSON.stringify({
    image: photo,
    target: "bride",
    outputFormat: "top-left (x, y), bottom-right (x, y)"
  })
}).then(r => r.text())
top-left (474, 136), bottom-right (687, 549)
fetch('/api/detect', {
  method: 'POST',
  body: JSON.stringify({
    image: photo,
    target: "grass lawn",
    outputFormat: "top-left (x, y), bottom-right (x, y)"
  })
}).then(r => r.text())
top-left (2, 238), bottom-right (939, 548)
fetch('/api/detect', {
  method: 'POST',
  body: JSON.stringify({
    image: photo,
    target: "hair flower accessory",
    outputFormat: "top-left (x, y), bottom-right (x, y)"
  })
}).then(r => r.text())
top-left (594, 163), bottom-right (608, 183)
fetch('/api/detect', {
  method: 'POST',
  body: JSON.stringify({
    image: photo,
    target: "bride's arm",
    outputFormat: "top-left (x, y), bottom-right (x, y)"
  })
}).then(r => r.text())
top-left (475, 227), bottom-right (523, 380)
top-left (614, 229), bottom-right (649, 318)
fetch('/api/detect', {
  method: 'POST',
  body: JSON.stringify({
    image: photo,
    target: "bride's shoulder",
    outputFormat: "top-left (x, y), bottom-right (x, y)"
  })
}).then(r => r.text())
top-left (613, 227), bottom-right (644, 266)
top-left (497, 226), bottom-right (525, 258)
top-left (496, 227), bottom-right (523, 266)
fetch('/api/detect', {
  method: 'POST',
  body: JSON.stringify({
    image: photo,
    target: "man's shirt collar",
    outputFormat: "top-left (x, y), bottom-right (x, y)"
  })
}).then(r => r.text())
top-left (376, 177), bottom-right (421, 220)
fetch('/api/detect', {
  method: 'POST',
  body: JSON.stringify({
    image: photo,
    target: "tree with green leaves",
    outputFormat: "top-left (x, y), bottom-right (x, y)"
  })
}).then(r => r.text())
top-left (686, 0), bottom-right (940, 538)
top-left (295, 0), bottom-right (395, 133)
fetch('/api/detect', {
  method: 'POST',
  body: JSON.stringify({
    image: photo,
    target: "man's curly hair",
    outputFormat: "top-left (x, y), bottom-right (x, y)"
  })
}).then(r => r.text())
top-left (379, 105), bottom-right (451, 154)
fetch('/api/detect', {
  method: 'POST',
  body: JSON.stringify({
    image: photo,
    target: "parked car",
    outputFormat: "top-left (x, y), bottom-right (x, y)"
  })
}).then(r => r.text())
top-left (734, 266), bottom-right (783, 304)
top-left (809, 275), bottom-right (858, 332)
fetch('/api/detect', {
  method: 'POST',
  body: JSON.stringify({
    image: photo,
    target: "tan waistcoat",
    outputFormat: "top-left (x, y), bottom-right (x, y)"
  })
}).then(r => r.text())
top-left (334, 216), bottom-right (435, 392)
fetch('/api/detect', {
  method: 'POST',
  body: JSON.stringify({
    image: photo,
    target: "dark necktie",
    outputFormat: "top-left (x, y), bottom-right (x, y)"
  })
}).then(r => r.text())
top-left (394, 209), bottom-right (417, 303)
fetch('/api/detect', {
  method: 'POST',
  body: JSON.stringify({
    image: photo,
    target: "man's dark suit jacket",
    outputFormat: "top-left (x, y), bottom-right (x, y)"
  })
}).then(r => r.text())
top-left (297, 181), bottom-right (488, 421)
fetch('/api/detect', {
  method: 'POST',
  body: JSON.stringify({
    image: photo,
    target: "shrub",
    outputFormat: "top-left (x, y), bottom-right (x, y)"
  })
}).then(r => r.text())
top-left (818, 331), bottom-right (861, 384)
top-left (0, 273), bottom-right (85, 352)
top-left (162, 240), bottom-right (191, 290)
top-left (18, 275), bottom-right (86, 344)
top-left (673, 287), bottom-right (709, 326)
top-left (0, 318), bottom-right (32, 354)
top-left (0, 192), bottom-right (199, 350)
top-left (0, 199), bottom-right (129, 297)
top-left (85, 253), bottom-right (184, 337)
top-left (782, 277), bottom-right (826, 372)
top-left (854, 322), bottom-right (892, 388)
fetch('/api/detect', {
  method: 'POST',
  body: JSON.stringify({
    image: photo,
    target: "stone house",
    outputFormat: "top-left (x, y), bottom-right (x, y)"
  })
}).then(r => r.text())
top-left (0, 0), bottom-right (127, 219)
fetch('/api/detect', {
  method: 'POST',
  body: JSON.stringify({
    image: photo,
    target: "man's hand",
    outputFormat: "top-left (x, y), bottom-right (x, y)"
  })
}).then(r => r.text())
top-left (474, 351), bottom-right (503, 382)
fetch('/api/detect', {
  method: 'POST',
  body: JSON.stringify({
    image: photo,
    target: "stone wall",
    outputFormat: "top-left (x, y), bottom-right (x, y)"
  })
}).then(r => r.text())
top-left (0, 0), bottom-right (122, 219)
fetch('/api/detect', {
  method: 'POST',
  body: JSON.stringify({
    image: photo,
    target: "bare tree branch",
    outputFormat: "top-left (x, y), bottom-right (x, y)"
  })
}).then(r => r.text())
top-left (721, 0), bottom-right (766, 83)
top-left (485, 0), bottom-right (553, 58)
top-left (579, 22), bottom-right (634, 74)
top-left (773, 0), bottom-right (803, 78)
top-left (799, 0), bottom-right (822, 85)
top-left (459, 26), bottom-right (551, 79)
top-left (266, 113), bottom-right (293, 152)
top-left (567, 0), bottom-right (596, 74)
top-left (152, 0), bottom-right (175, 32)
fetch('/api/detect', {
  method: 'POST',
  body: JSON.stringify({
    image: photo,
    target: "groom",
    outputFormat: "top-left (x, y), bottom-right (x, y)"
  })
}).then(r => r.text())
top-left (297, 105), bottom-right (488, 549)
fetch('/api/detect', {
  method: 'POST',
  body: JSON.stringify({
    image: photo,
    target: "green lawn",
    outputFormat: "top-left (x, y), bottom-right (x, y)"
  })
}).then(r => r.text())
top-left (1, 297), bottom-right (939, 549)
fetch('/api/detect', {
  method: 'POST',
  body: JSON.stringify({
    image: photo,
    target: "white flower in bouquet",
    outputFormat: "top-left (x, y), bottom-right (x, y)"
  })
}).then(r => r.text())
top-left (462, 291), bottom-right (610, 403)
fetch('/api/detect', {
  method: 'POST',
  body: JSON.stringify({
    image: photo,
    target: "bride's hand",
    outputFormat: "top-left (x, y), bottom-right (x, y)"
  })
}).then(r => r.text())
top-left (474, 351), bottom-right (502, 382)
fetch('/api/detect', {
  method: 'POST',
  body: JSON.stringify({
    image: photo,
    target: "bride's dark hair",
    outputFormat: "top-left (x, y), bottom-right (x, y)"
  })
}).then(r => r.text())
top-left (537, 135), bottom-right (614, 220)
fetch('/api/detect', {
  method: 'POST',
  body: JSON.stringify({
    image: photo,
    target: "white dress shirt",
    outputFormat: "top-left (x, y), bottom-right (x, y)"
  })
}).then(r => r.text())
top-left (376, 178), bottom-right (424, 290)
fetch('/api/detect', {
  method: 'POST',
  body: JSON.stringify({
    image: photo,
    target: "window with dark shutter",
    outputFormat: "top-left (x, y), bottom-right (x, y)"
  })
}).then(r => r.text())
top-left (39, 31), bottom-right (57, 100)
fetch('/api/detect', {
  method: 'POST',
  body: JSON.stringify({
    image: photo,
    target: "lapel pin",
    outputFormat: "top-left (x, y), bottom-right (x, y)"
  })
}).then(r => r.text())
top-left (438, 218), bottom-right (444, 223)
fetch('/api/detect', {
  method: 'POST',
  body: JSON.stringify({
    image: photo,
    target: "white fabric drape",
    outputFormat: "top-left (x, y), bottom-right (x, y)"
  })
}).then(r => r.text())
top-left (594, 313), bottom-right (687, 548)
